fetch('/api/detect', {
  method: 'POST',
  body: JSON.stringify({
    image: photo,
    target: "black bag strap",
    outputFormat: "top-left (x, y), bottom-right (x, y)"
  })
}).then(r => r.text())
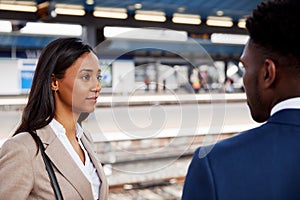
top-left (29, 131), bottom-right (64, 200)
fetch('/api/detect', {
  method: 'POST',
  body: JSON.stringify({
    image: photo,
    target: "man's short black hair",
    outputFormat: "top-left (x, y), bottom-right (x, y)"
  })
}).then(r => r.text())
top-left (246, 0), bottom-right (300, 62)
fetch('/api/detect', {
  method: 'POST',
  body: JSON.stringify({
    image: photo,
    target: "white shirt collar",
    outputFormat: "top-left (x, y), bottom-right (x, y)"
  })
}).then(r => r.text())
top-left (270, 97), bottom-right (300, 116)
top-left (49, 118), bottom-right (83, 139)
top-left (49, 118), bottom-right (100, 199)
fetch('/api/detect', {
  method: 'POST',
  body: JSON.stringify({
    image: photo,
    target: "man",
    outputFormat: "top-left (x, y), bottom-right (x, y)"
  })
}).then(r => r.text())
top-left (182, 0), bottom-right (300, 199)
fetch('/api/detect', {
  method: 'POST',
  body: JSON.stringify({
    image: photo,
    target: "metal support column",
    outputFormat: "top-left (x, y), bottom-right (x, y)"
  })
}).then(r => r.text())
top-left (82, 24), bottom-right (97, 48)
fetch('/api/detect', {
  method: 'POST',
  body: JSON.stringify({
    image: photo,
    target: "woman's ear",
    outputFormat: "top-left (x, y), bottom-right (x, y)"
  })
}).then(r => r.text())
top-left (262, 58), bottom-right (276, 88)
top-left (51, 74), bottom-right (59, 91)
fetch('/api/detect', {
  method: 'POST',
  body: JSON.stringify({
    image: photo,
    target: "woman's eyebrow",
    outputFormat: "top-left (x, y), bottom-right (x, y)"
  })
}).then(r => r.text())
top-left (79, 69), bottom-right (101, 72)
top-left (79, 69), bottom-right (101, 73)
top-left (79, 69), bottom-right (93, 73)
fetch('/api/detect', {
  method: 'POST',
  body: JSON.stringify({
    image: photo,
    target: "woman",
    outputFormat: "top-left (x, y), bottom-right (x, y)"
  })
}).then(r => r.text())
top-left (0, 38), bottom-right (108, 199)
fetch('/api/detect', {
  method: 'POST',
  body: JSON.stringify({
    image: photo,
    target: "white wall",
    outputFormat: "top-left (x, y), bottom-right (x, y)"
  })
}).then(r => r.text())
top-left (0, 59), bottom-right (37, 95)
top-left (0, 59), bottom-right (20, 95)
top-left (112, 60), bottom-right (135, 95)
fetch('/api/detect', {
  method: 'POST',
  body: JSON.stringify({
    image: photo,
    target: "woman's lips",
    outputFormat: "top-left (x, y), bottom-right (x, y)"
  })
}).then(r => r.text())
top-left (86, 96), bottom-right (98, 102)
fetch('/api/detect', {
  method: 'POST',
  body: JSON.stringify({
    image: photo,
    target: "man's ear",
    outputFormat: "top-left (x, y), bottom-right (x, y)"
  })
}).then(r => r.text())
top-left (262, 58), bottom-right (276, 88)
top-left (51, 74), bottom-right (59, 91)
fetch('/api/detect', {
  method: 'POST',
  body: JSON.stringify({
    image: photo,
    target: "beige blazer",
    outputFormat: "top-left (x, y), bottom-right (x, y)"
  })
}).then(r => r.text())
top-left (0, 125), bottom-right (108, 200)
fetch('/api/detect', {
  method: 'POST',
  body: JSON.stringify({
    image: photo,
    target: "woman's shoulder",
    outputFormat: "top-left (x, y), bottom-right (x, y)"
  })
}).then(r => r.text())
top-left (10, 132), bottom-right (35, 143)
top-left (1, 132), bottom-right (37, 156)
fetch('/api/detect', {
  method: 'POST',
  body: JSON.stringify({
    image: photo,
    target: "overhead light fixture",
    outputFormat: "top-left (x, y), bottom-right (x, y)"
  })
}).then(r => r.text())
top-left (86, 0), bottom-right (94, 5)
top-left (238, 18), bottom-right (246, 29)
top-left (172, 13), bottom-right (201, 25)
top-left (93, 7), bottom-right (128, 19)
top-left (0, 1), bottom-right (37, 12)
top-left (177, 7), bottom-right (185, 13)
top-left (55, 4), bottom-right (85, 16)
top-left (0, 20), bottom-right (12, 32)
top-left (103, 26), bottom-right (187, 41)
top-left (134, 3), bottom-right (142, 9)
top-left (216, 10), bottom-right (224, 16)
top-left (211, 33), bottom-right (249, 45)
top-left (206, 16), bottom-right (233, 27)
top-left (134, 10), bottom-right (166, 22)
top-left (20, 22), bottom-right (82, 36)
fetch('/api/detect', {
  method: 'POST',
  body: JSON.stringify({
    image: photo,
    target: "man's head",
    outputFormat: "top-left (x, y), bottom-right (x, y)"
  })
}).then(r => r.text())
top-left (240, 0), bottom-right (300, 122)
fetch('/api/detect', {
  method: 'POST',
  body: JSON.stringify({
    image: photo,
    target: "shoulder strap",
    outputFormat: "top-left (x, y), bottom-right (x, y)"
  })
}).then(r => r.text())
top-left (29, 131), bottom-right (64, 200)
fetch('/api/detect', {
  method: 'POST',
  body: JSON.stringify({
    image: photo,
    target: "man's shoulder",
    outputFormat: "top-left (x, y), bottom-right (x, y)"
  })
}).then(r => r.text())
top-left (198, 119), bottom-right (299, 161)
top-left (195, 123), bottom-right (270, 159)
top-left (215, 124), bottom-right (265, 147)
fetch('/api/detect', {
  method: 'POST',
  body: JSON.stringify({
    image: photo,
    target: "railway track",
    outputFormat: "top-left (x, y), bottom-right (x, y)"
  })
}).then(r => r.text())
top-left (95, 133), bottom-right (237, 199)
top-left (109, 176), bottom-right (185, 200)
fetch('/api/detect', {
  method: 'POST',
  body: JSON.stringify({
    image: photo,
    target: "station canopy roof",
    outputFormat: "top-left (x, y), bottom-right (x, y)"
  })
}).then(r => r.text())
top-left (37, 0), bottom-right (261, 22)
top-left (0, 0), bottom-right (262, 58)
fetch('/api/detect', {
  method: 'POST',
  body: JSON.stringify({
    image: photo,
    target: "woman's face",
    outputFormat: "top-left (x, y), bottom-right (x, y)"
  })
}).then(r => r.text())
top-left (56, 52), bottom-right (101, 114)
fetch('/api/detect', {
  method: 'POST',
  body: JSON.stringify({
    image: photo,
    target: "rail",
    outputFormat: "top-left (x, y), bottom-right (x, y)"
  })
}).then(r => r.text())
top-left (0, 93), bottom-right (246, 109)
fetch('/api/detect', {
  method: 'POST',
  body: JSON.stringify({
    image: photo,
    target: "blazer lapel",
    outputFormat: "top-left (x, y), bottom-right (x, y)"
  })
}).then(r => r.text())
top-left (81, 133), bottom-right (108, 200)
top-left (37, 125), bottom-right (94, 200)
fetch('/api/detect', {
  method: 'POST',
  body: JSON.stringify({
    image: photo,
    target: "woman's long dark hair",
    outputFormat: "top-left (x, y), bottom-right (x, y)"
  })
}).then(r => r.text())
top-left (14, 37), bottom-right (93, 136)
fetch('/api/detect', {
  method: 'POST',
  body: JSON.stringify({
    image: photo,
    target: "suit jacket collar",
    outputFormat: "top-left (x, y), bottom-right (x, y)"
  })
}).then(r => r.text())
top-left (268, 109), bottom-right (300, 126)
top-left (81, 133), bottom-right (108, 200)
top-left (36, 125), bottom-right (98, 200)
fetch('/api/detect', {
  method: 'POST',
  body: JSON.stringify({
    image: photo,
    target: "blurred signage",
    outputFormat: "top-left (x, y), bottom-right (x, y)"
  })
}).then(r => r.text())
top-left (19, 59), bottom-right (37, 92)
top-left (21, 70), bottom-right (34, 90)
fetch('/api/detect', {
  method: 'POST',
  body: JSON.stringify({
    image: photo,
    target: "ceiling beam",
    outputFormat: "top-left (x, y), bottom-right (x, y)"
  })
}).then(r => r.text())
top-left (0, 10), bottom-right (247, 36)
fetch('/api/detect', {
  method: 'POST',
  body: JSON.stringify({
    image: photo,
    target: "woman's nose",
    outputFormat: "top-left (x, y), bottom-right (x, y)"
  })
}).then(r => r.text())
top-left (92, 85), bottom-right (101, 93)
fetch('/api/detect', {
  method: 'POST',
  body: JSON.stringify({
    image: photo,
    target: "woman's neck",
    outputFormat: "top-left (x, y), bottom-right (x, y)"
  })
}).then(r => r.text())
top-left (54, 112), bottom-right (79, 138)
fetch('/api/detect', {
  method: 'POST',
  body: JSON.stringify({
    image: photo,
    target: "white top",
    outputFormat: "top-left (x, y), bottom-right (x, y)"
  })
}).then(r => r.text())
top-left (270, 97), bottom-right (300, 116)
top-left (49, 119), bottom-right (101, 200)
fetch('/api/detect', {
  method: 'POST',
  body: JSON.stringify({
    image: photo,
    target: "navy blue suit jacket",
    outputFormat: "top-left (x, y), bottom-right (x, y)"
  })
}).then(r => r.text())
top-left (182, 109), bottom-right (300, 200)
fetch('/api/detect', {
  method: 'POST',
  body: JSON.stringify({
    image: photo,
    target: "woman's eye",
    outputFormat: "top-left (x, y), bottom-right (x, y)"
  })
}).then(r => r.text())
top-left (82, 74), bottom-right (90, 80)
top-left (97, 75), bottom-right (102, 81)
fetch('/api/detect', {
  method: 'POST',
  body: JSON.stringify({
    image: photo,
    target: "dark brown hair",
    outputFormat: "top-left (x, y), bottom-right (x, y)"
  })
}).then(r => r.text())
top-left (14, 37), bottom-right (93, 135)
